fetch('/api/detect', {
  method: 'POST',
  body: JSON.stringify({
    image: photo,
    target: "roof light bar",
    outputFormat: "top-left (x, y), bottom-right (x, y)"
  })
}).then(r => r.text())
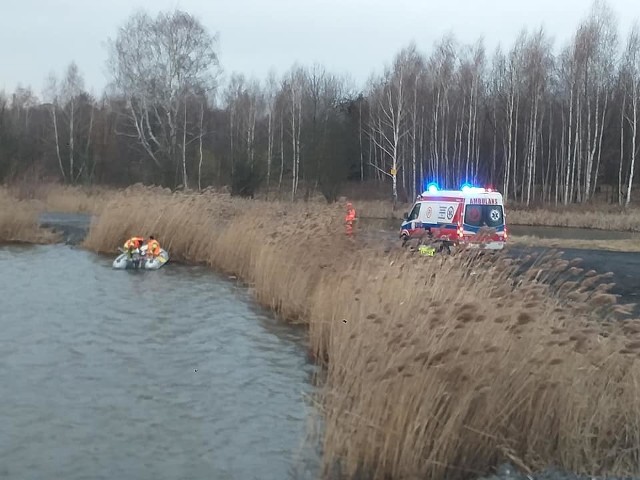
top-left (426, 182), bottom-right (439, 193)
top-left (462, 187), bottom-right (486, 193)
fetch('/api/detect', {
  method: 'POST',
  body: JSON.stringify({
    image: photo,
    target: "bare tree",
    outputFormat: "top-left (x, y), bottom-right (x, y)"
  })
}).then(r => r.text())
top-left (367, 47), bottom-right (415, 206)
top-left (60, 62), bottom-right (86, 182)
top-left (41, 64), bottom-right (91, 184)
top-left (42, 73), bottom-right (65, 181)
top-left (284, 66), bottom-right (305, 200)
top-left (107, 9), bottom-right (220, 187)
top-left (622, 23), bottom-right (640, 206)
top-left (264, 70), bottom-right (278, 197)
top-left (427, 36), bottom-right (457, 188)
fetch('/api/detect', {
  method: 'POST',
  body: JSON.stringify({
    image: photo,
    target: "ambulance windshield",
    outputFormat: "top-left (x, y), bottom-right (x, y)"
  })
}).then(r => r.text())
top-left (407, 203), bottom-right (421, 221)
top-left (464, 205), bottom-right (504, 228)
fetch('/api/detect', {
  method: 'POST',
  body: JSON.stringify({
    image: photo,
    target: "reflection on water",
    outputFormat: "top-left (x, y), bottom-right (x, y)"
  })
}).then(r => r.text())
top-left (0, 244), bottom-right (319, 480)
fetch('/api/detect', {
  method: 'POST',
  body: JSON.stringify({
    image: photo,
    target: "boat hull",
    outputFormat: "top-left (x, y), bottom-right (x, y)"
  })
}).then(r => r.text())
top-left (112, 247), bottom-right (169, 270)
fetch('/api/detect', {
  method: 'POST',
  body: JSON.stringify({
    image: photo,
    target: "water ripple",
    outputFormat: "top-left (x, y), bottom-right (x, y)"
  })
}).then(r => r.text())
top-left (0, 244), bottom-right (319, 480)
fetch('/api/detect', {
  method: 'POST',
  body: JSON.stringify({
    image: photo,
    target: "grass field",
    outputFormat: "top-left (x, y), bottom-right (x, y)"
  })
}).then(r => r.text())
top-left (508, 235), bottom-right (640, 252)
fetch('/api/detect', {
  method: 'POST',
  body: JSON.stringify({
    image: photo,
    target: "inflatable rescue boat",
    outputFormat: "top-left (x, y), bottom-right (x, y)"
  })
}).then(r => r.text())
top-left (112, 245), bottom-right (169, 270)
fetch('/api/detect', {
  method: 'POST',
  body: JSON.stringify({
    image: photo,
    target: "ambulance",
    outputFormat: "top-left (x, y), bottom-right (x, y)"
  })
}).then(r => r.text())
top-left (399, 183), bottom-right (507, 251)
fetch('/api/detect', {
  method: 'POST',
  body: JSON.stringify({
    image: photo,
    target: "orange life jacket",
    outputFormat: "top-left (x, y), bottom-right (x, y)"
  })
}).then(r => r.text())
top-left (345, 208), bottom-right (356, 223)
top-left (124, 236), bottom-right (144, 250)
top-left (147, 239), bottom-right (161, 257)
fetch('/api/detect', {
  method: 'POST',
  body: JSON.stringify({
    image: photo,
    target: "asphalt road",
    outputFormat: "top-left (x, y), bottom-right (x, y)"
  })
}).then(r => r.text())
top-left (507, 244), bottom-right (640, 305)
top-left (362, 223), bottom-right (640, 312)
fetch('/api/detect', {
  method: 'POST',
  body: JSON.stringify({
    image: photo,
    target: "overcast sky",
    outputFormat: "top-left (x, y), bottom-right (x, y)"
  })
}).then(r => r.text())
top-left (1, 0), bottom-right (639, 99)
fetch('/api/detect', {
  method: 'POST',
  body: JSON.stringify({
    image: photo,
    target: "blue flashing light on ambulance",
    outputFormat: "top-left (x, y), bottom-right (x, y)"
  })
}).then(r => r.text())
top-left (400, 182), bottom-right (508, 251)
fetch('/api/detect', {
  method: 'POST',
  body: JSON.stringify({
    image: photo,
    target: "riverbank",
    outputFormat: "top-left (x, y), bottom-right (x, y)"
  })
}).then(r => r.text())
top-left (3, 184), bottom-right (640, 479)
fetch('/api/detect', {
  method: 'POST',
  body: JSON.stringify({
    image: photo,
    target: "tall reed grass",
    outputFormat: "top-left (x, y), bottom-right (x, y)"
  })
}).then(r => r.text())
top-left (509, 234), bottom-right (640, 252)
top-left (82, 189), bottom-right (355, 322)
top-left (355, 200), bottom-right (412, 219)
top-left (81, 187), bottom-right (640, 479)
top-left (0, 188), bottom-right (57, 243)
top-left (7, 181), bottom-right (122, 214)
top-left (508, 204), bottom-right (640, 231)
top-left (9, 180), bottom-right (640, 232)
top-left (310, 249), bottom-right (640, 479)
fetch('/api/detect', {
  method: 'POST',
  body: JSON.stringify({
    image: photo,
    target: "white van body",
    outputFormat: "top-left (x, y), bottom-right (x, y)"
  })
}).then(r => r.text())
top-left (400, 187), bottom-right (508, 250)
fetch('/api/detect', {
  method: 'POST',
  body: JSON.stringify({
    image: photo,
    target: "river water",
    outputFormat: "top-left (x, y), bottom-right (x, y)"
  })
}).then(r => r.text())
top-left (0, 244), bottom-right (320, 480)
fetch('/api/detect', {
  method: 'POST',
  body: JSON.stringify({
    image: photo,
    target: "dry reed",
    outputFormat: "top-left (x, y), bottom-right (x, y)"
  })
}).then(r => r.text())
top-left (355, 200), bottom-right (412, 219)
top-left (11, 180), bottom-right (640, 232)
top-left (309, 249), bottom-right (640, 479)
top-left (7, 181), bottom-right (121, 214)
top-left (509, 234), bottom-right (640, 252)
top-left (80, 186), bottom-right (640, 479)
top-left (0, 188), bottom-right (58, 243)
top-left (508, 204), bottom-right (640, 231)
top-left (82, 187), bottom-right (355, 322)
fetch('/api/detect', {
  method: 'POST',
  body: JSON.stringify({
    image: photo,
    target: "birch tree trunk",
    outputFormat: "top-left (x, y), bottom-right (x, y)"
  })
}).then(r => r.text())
top-left (198, 102), bottom-right (204, 191)
top-left (626, 87), bottom-right (638, 206)
top-left (619, 94), bottom-right (626, 205)
top-left (50, 105), bottom-right (66, 182)
top-left (182, 101), bottom-right (188, 189)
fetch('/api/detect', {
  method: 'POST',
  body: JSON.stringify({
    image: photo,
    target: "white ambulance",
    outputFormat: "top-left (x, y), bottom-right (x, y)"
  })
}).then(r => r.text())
top-left (399, 183), bottom-right (508, 251)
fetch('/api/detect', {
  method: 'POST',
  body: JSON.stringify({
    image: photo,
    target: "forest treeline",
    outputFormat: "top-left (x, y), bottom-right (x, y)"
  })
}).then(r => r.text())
top-left (2, 1), bottom-right (640, 205)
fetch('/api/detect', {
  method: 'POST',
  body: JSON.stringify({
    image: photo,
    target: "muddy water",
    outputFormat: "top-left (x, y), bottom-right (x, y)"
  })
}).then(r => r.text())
top-left (0, 244), bottom-right (319, 480)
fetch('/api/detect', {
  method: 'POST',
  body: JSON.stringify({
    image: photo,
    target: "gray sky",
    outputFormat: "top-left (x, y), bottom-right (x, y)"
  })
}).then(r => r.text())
top-left (1, 0), bottom-right (639, 99)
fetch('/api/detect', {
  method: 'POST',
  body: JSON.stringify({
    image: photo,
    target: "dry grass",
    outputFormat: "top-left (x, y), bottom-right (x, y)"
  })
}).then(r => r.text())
top-left (508, 204), bottom-right (640, 232)
top-left (82, 187), bottom-right (356, 322)
top-left (7, 182), bottom-right (122, 214)
top-left (509, 235), bottom-right (640, 252)
top-left (355, 200), bottom-right (412, 219)
top-left (80, 186), bottom-right (640, 480)
top-left (40, 184), bottom-right (118, 214)
top-left (9, 180), bottom-right (640, 232)
top-left (0, 188), bottom-right (59, 244)
top-left (309, 250), bottom-right (640, 479)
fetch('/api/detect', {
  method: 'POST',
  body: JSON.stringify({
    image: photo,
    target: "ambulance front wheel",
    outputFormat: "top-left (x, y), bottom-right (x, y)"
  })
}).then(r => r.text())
top-left (439, 242), bottom-right (452, 255)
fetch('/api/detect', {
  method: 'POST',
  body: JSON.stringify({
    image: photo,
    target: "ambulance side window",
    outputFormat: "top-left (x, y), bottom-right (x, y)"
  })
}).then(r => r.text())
top-left (407, 203), bottom-right (421, 221)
